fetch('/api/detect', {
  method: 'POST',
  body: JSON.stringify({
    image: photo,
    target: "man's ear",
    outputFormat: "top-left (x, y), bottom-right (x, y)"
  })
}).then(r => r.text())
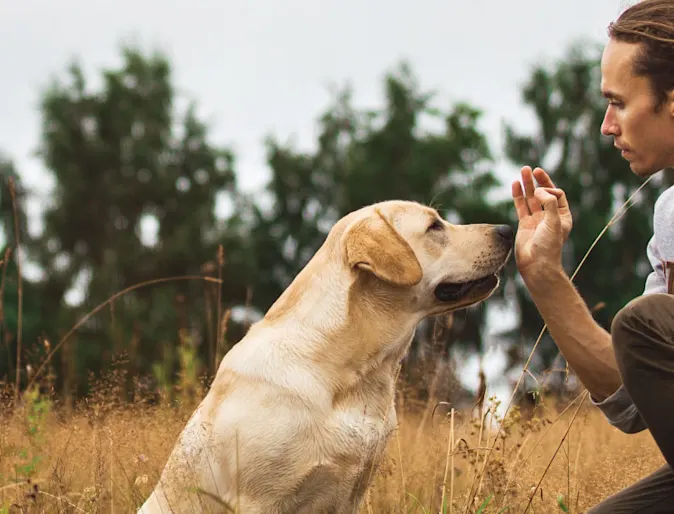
top-left (343, 209), bottom-right (423, 287)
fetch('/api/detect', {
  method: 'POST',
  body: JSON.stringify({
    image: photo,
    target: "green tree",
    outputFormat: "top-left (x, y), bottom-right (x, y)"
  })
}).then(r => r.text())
top-left (502, 42), bottom-right (674, 383)
top-left (0, 160), bottom-right (44, 390)
top-left (0, 156), bottom-right (28, 246)
top-left (23, 46), bottom-right (250, 397)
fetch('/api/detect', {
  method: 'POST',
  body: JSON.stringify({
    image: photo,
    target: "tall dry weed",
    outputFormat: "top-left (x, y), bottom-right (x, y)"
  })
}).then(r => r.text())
top-left (0, 380), bottom-right (664, 513)
top-left (0, 174), bottom-right (665, 513)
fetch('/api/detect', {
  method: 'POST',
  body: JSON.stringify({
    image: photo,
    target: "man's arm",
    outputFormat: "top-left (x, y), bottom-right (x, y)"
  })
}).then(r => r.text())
top-left (523, 266), bottom-right (621, 401)
top-left (524, 266), bottom-right (648, 433)
top-left (512, 167), bottom-right (648, 434)
top-left (524, 266), bottom-right (649, 433)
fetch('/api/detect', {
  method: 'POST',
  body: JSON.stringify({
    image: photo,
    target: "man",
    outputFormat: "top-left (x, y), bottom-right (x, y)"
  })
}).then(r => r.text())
top-left (512, 1), bottom-right (674, 512)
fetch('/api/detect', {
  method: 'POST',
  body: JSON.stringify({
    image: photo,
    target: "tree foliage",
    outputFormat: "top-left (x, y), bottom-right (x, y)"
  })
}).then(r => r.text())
top-left (18, 47), bottom-right (248, 396)
top-left (2, 40), bottom-right (668, 402)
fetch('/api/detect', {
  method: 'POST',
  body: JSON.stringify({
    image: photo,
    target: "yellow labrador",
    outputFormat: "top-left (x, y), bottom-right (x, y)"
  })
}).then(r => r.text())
top-left (139, 200), bottom-right (513, 514)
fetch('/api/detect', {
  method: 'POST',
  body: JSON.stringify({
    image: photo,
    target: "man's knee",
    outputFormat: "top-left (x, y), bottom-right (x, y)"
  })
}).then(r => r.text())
top-left (611, 294), bottom-right (674, 368)
top-left (612, 296), bottom-right (647, 358)
top-left (613, 293), bottom-right (665, 326)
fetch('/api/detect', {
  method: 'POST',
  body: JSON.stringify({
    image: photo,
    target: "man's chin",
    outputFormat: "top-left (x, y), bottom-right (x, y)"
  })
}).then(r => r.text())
top-left (629, 161), bottom-right (661, 179)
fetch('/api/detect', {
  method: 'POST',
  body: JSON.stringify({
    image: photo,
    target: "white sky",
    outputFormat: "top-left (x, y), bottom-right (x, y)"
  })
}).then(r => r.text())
top-left (2, 0), bottom-right (630, 228)
top-left (0, 0), bottom-right (633, 402)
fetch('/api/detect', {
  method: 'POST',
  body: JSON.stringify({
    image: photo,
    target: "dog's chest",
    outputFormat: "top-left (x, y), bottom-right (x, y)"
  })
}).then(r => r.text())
top-left (322, 398), bottom-right (397, 471)
top-left (336, 404), bottom-right (393, 441)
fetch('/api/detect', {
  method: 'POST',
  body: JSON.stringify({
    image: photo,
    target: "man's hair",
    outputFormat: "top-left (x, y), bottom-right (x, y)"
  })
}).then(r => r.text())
top-left (608, 0), bottom-right (674, 109)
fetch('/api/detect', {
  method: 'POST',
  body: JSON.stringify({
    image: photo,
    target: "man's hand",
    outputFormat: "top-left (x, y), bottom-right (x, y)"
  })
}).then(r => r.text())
top-left (512, 166), bottom-right (573, 278)
top-left (510, 166), bottom-right (622, 402)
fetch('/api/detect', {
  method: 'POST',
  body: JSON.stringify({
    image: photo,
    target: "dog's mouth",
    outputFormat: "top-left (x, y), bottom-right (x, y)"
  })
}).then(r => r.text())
top-left (433, 274), bottom-right (498, 303)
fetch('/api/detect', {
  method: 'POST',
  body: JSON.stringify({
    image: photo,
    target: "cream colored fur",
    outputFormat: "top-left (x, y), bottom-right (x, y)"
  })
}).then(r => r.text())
top-left (138, 200), bottom-right (513, 514)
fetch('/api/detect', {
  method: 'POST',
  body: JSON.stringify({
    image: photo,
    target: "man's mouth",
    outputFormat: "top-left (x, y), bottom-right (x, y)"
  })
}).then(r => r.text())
top-left (433, 274), bottom-right (498, 302)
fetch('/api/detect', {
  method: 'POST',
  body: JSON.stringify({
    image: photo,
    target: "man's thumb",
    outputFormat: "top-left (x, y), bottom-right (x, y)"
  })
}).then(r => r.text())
top-left (534, 187), bottom-right (559, 212)
top-left (534, 188), bottom-right (561, 227)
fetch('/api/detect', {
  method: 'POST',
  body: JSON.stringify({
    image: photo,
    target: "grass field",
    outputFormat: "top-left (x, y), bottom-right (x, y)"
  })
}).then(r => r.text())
top-left (0, 376), bottom-right (664, 514)
top-left (1, 166), bottom-right (663, 513)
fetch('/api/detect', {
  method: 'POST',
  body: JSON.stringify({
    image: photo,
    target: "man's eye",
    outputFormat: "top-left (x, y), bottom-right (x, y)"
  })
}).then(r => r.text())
top-left (427, 219), bottom-right (444, 232)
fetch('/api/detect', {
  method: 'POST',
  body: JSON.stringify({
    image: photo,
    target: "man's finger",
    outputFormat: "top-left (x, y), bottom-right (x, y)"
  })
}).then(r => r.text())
top-left (512, 180), bottom-right (530, 220)
top-left (540, 186), bottom-right (570, 210)
top-left (540, 187), bottom-right (563, 199)
top-left (521, 166), bottom-right (542, 213)
top-left (534, 188), bottom-right (561, 227)
top-left (534, 169), bottom-right (572, 213)
top-left (533, 167), bottom-right (556, 189)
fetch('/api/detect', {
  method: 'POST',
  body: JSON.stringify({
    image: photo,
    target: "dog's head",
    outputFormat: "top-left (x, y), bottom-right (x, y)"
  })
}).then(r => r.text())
top-left (339, 200), bottom-right (513, 315)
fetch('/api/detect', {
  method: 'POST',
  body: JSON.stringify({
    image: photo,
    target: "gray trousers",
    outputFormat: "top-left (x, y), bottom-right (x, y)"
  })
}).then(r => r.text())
top-left (588, 294), bottom-right (674, 513)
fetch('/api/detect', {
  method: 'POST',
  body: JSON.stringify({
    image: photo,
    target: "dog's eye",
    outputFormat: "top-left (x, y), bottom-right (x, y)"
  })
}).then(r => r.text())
top-left (427, 219), bottom-right (444, 232)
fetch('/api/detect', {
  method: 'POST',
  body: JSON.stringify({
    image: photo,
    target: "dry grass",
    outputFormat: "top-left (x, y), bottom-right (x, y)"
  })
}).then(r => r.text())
top-left (0, 376), bottom-right (664, 514)
top-left (0, 172), bottom-right (663, 513)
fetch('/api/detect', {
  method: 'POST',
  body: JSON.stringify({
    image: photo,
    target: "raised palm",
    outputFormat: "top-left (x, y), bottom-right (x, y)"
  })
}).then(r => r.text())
top-left (512, 167), bottom-right (573, 274)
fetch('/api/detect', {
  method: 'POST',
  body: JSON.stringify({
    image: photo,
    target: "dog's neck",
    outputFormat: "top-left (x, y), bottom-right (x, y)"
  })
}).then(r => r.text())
top-left (260, 245), bottom-right (421, 403)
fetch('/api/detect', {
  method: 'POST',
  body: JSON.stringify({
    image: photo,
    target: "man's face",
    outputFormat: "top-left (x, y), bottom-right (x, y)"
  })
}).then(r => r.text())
top-left (600, 38), bottom-right (674, 177)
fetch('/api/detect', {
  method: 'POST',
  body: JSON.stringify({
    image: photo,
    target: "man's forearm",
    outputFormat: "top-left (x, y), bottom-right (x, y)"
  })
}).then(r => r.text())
top-left (523, 265), bottom-right (623, 401)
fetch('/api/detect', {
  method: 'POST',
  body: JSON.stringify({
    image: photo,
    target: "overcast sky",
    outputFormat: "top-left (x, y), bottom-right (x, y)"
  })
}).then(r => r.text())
top-left (3, 0), bottom-right (630, 224)
top-left (1, 0), bottom-right (633, 402)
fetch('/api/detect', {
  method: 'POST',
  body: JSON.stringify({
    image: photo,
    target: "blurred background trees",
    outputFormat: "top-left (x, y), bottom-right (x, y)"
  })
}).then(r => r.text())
top-left (1, 39), bottom-right (670, 407)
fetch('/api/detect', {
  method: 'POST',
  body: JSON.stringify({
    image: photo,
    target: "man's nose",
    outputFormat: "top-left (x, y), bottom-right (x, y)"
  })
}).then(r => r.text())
top-left (601, 107), bottom-right (619, 136)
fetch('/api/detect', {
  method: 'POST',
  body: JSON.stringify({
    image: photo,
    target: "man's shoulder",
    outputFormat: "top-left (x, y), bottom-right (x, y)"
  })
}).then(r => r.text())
top-left (655, 182), bottom-right (674, 214)
top-left (653, 182), bottom-right (674, 263)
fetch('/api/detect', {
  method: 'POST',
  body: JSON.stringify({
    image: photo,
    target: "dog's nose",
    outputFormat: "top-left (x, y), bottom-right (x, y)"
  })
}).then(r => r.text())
top-left (494, 224), bottom-right (514, 243)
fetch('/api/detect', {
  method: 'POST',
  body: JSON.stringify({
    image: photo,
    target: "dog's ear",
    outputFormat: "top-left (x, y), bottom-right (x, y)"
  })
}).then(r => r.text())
top-left (343, 209), bottom-right (422, 287)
